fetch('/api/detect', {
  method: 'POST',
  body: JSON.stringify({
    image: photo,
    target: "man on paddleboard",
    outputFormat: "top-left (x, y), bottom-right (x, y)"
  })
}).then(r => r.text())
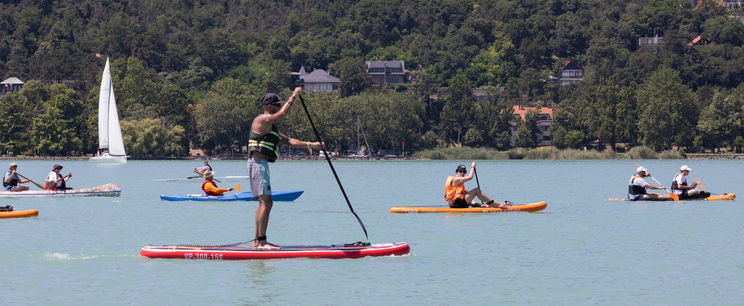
top-left (201, 171), bottom-right (233, 196)
top-left (3, 163), bottom-right (30, 191)
top-left (671, 165), bottom-right (709, 200)
top-left (444, 161), bottom-right (511, 208)
top-left (248, 88), bottom-right (322, 250)
top-left (628, 167), bottom-right (670, 200)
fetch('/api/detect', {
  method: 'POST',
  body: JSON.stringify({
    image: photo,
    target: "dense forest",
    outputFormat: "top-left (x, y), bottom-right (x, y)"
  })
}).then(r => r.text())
top-left (0, 0), bottom-right (743, 157)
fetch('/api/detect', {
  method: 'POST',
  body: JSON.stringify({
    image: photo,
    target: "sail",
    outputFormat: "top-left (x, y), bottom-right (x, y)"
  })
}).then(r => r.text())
top-left (97, 58), bottom-right (111, 149)
top-left (107, 85), bottom-right (125, 156)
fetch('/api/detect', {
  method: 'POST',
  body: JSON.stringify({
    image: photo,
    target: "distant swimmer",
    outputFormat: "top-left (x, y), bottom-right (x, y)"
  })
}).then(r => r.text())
top-left (444, 161), bottom-right (511, 208)
top-left (671, 165), bottom-right (710, 200)
top-left (45, 164), bottom-right (72, 190)
top-left (3, 162), bottom-right (30, 191)
top-left (248, 88), bottom-right (322, 250)
top-left (628, 166), bottom-right (671, 200)
top-left (201, 171), bottom-right (233, 196)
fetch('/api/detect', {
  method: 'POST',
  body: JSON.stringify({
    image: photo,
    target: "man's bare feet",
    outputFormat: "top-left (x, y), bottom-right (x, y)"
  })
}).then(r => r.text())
top-left (252, 239), bottom-right (280, 250)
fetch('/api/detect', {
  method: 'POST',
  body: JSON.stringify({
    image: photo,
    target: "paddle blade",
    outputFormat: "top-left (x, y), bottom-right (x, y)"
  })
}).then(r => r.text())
top-left (234, 184), bottom-right (241, 192)
top-left (695, 177), bottom-right (706, 190)
top-left (608, 198), bottom-right (627, 201)
top-left (670, 193), bottom-right (680, 201)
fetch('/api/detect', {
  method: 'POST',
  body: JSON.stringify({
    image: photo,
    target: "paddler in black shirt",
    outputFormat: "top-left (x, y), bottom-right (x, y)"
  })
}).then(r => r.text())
top-left (247, 87), bottom-right (322, 250)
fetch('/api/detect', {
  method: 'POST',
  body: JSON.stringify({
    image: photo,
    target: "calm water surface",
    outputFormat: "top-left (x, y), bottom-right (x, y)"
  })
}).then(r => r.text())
top-left (2, 159), bottom-right (742, 305)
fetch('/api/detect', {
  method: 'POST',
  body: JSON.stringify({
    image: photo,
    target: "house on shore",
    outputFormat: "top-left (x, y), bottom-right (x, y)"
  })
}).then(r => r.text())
top-left (1, 77), bottom-right (24, 96)
top-left (510, 105), bottom-right (554, 147)
top-left (555, 60), bottom-right (583, 86)
top-left (294, 66), bottom-right (340, 93)
top-left (365, 60), bottom-right (406, 85)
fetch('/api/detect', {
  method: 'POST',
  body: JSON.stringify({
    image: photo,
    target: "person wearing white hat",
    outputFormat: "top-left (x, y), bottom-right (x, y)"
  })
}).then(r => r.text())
top-left (671, 165), bottom-right (709, 199)
top-left (201, 171), bottom-right (233, 196)
top-left (628, 166), bottom-right (671, 200)
top-left (3, 162), bottom-right (30, 191)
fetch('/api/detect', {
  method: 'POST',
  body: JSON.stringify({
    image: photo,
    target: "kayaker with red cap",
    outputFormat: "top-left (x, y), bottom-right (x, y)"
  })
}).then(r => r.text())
top-left (628, 166), bottom-right (670, 200)
top-left (45, 164), bottom-right (72, 190)
top-left (444, 161), bottom-right (511, 208)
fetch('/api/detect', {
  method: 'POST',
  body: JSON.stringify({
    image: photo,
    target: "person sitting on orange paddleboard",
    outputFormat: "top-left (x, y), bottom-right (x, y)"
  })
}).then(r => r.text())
top-left (201, 171), bottom-right (233, 196)
top-left (671, 165), bottom-right (710, 200)
top-left (628, 166), bottom-right (671, 201)
top-left (444, 161), bottom-right (511, 208)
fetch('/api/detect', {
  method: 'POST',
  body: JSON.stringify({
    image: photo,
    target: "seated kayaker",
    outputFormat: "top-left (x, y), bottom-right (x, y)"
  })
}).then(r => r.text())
top-left (45, 164), bottom-right (72, 190)
top-left (202, 171), bottom-right (233, 196)
top-left (671, 165), bottom-right (710, 200)
top-left (444, 161), bottom-right (511, 208)
top-left (193, 160), bottom-right (212, 178)
top-left (628, 167), bottom-right (670, 200)
top-left (4, 162), bottom-right (30, 191)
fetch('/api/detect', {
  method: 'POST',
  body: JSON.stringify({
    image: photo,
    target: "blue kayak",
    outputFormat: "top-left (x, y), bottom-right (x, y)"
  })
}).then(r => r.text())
top-left (160, 191), bottom-right (304, 202)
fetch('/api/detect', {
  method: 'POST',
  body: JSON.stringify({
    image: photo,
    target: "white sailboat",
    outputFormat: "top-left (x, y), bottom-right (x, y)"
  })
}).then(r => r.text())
top-left (90, 58), bottom-right (127, 163)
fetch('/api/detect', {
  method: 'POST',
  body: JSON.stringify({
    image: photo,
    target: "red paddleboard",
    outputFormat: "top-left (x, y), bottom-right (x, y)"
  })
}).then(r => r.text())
top-left (140, 242), bottom-right (410, 260)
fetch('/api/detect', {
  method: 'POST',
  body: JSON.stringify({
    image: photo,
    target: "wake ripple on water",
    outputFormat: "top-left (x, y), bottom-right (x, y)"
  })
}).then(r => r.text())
top-left (44, 252), bottom-right (136, 261)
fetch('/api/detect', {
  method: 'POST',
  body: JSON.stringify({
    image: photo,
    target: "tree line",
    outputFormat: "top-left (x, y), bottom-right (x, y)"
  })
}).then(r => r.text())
top-left (0, 0), bottom-right (742, 157)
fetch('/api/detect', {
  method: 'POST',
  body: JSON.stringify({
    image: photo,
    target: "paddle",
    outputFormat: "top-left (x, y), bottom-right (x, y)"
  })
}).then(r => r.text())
top-left (16, 173), bottom-right (45, 190)
top-left (695, 177), bottom-right (705, 190)
top-left (473, 166), bottom-right (484, 205)
top-left (298, 94), bottom-right (368, 240)
top-left (233, 184), bottom-right (241, 192)
top-left (649, 175), bottom-right (679, 201)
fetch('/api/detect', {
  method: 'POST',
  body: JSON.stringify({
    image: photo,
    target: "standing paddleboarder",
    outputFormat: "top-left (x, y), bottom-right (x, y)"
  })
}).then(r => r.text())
top-left (248, 88), bottom-right (321, 250)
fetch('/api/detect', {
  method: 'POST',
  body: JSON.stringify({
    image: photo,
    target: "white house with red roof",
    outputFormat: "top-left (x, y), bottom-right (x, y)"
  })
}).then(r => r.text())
top-left (510, 105), bottom-right (555, 146)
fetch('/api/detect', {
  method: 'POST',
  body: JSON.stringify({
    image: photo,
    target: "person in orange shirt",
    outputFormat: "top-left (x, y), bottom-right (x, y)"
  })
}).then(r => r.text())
top-left (201, 171), bottom-right (233, 196)
top-left (444, 161), bottom-right (511, 208)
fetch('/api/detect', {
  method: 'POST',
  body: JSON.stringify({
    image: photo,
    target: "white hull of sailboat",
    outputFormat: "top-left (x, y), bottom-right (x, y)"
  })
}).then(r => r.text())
top-left (89, 155), bottom-right (127, 163)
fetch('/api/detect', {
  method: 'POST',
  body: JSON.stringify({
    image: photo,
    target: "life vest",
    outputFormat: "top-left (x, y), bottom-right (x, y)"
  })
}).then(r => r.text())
top-left (628, 175), bottom-right (647, 196)
top-left (3, 171), bottom-right (18, 187)
top-left (671, 173), bottom-right (688, 197)
top-left (444, 176), bottom-right (466, 201)
top-left (248, 125), bottom-right (281, 163)
top-left (48, 172), bottom-right (66, 190)
top-left (201, 179), bottom-right (221, 196)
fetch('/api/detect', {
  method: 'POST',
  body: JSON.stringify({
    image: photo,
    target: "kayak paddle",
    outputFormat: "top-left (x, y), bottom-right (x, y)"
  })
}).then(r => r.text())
top-left (16, 173), bottom-right (45, 190)
top-left (234, 184), bottom-right (241, 192)
top-left (695, 177), bottom-right (705, 190)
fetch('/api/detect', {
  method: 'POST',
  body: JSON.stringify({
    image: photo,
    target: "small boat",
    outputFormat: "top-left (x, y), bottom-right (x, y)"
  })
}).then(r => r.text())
top-left (389, 201), bottom-right (547, 213)
top-left (0, 209), bottom-right (38, 219)
top-left (608, 193), bottom-right (736, 201)
top-left (160, 191), bottom-right (303, 202)
top-left (140, 242), bottom-right (410, 260)
top-left (0, 184), bottom-right (121, 198)
top-left (90, 58), bottom-right (127, 163)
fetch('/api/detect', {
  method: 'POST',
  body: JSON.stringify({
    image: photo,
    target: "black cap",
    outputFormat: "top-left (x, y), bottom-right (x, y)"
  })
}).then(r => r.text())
top-left (261, 93), bottom-right (282, 105)
top-left (456, 164), bottom-right (467, 172)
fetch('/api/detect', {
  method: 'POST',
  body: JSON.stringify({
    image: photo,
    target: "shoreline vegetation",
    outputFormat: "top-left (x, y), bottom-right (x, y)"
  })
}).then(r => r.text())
top-left (2, 146), bottom-right (743, 161)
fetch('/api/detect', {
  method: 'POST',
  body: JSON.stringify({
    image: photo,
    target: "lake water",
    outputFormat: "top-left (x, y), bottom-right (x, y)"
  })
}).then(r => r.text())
top-left (2, 159), bottom-right (742, 305)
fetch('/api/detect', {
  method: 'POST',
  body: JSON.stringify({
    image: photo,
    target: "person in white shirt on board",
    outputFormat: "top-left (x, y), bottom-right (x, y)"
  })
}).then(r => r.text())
top-left (45, 164), bottom-right (72, 190)
top-left (671, 165), bottom-right (709, 199)
top-left (628, 166), bottom-right (671, 201)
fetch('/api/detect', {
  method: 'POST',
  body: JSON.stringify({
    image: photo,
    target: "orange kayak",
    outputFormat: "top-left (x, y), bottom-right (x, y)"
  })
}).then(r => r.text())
top-left (608, 193), bottom-right (736, 201)
top-left (389, 201), bottom-right (547, 213)
top-left (0, 209), bottom-right (39, 219)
